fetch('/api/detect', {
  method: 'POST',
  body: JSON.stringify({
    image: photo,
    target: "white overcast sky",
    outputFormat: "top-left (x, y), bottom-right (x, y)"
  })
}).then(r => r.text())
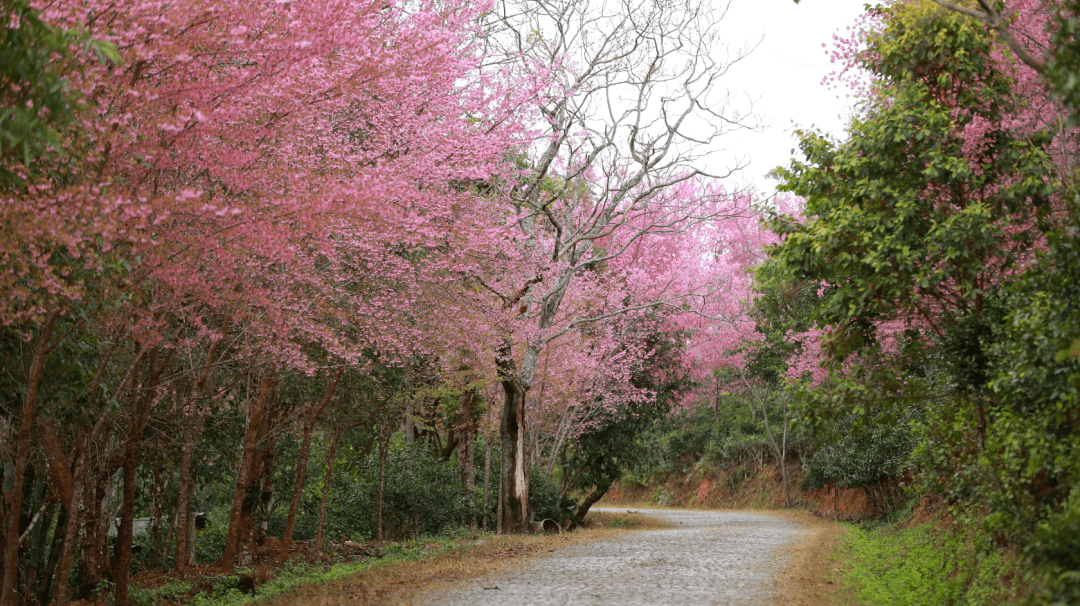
top-left (707, 0), bottom-right (871, 194)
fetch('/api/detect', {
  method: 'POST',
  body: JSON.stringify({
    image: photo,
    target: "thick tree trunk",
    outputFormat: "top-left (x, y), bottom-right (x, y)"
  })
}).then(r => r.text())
top-left (221, 375), bottom-right (274, 572)
top-left (498, 375), bottom-right (529, 534)
top-left (314, 429), bottom-right (341, 552)
top-left (0, 312), bottom-right (56, 606)
top-left (280, 370), bottom-right (342, 565)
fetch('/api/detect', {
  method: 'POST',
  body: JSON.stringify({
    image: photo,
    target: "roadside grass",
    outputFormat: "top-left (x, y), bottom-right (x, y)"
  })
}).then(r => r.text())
top-left (130, 511), bottom-right (665, 606)
top-left (838, 515), bottom-right (1037, 606)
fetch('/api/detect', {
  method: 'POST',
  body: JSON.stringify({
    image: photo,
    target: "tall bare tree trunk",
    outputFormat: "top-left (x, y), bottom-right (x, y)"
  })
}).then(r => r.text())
top-left (281, 370), bottom-right (341, 564)
top-left (314, 429), bottom-right (341, 552)
top-left (457, 389), bottom-right (477, 528)
top-left (114, 346), bottom-right (170, 606)
top-left (497, 367), bottom-right (529, 534)
top-left (221, 374), bottom-right (274, 572)
top-left (173, 340), bottom-right (219, 571)
top-left (481, 436), bottom-right (492, 531)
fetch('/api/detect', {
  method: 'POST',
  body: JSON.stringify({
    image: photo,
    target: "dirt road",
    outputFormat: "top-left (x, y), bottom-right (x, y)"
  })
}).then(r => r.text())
top-left (409, 508), bottom-right (807, 606)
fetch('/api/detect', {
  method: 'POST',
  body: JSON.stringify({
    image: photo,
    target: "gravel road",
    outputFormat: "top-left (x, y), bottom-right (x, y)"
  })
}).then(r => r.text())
top-left (411, 508), bottom-right (805, 606)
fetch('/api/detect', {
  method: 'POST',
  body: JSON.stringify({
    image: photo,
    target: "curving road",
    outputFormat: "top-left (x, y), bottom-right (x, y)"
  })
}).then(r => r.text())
top-left (411, 508), bottom-right (805, 606)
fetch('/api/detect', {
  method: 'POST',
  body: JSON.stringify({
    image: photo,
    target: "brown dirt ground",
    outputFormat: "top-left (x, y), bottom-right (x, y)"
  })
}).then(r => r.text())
top-left (603, 464), bottom-right (879, 520)
top-left (768, 509), bottom-right (855, 606)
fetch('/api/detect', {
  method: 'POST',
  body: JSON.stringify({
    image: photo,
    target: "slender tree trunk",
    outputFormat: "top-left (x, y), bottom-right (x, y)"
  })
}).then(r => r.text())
top-left (738, 369), bottom-right (790, 507)
top-left (38, 503), bottom-right (64, 605)
top-left (183, 509), bottom-right (195, 567)
top-left (114, 347), bottom-right (170, 606)
top-left (404, 401), bottom-right (414, 443)
top-left (714, 375), bottom-right (721, 424)
top-left (113, 439), bottom-right (139, 606)
top-left (173, 340), bottom-right (220, 571)
top-left (573, 480), bottom-right (613, 525)
top-left (172, 418), bottom-right (198, 569)
top-left (161, 507), bottom-right (175, 562)
top-left (221, 374), bottom-right (274, 572)
top-left (375, 423), bottom-right (390, 542)
top-left (314, 429), bottom-right (341, 552)
top-left (52, 423), bottom-right (92, 606)
top-left (281, 370), bottom-right (342, 565)
top-left (457, 389), bottom-right (477, 528)
top-left (481, 437), bottom-right (492, 531)
top-left (0, 311), bottom-right (56, 606)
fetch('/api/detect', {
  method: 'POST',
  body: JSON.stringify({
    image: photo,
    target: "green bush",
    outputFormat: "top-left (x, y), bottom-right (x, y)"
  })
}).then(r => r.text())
top-left (194, 512), bottom-right (229, 565)
top-left (803, 410), bottom-right (913, 492)
top-left (529, 467), bottom-right (575, 522)
top-left (1028, 489), bottom-right (1080, 605)
top-left (269, 438), bottom-right (469, 541)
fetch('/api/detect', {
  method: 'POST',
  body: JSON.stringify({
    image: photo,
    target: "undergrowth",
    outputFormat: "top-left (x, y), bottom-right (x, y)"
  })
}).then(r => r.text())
top-left (842, 515), bottom-right (1037, 606)
top-left (131, 528), bottom-right (488, 606)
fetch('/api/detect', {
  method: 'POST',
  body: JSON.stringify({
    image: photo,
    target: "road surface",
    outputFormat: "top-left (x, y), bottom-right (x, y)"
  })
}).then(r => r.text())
top-left (411, 507), bottom-right (805, 606)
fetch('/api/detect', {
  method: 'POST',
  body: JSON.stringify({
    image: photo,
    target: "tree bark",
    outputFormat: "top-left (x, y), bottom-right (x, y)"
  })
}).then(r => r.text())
top-left (498, 370), bottom-right (529, 534)
top-left (314, 429), bottom-right (341, 552)
top-left (221, 374), bottom-right (274, 572)
top-left (173, 340), bottom-right (221, 571)
top-left (457, 389), bottom-right (477, 528)
top-left (280, 370), bottom-right (342, 565)
top-left (114, 346), bottom-right (169, 606)
top-left (375, 422), bottom-right (390, 542)
top-left (52, 422), bottom-right (92, 606)
top-left (572, 480), bottom-right (612, 525)
top-left (0, 311), bottom-right (56, 606)
top-left (481, 436), bottom-right (492, 531)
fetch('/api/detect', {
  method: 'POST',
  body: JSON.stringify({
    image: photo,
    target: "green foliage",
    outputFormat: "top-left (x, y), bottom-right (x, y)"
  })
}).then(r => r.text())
top-left (1028, 489), bottom-right (1080, 605)
top-left (1048, 1), bottom-right (1080, 125)
top-left (194, 511), bottom-right (229, 565)
top-left (186, 529), bottom-right (490, 606)
top-left (843, 518), bottom-right (1033, 606)
top-left (128, 582), bottom-right (194, 606)
top-left (772, 2), bottom-right (1054, 360)
top-left (528, 467), bottom-right (575, 522)
top-left (803, 409), bottom-right (914, 491)
top-left (748, 256), bottom-right (819, 385)
top-left (562, 326), bottom-right (696, 509)
top-left (0, 0), bottom-right (120, 189)
top-left (0, 0), bottom-right (76, 188)
top-left (269, 438), bottom-right (470, 541)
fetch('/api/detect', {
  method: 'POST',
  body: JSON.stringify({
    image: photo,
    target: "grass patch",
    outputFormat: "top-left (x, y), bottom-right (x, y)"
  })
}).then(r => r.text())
top-left (840, 516), bottom-right (1035, 606)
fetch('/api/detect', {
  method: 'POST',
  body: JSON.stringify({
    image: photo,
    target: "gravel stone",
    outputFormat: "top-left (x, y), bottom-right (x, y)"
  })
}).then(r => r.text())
top-left (411, 507), bottom-right (805, 606)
